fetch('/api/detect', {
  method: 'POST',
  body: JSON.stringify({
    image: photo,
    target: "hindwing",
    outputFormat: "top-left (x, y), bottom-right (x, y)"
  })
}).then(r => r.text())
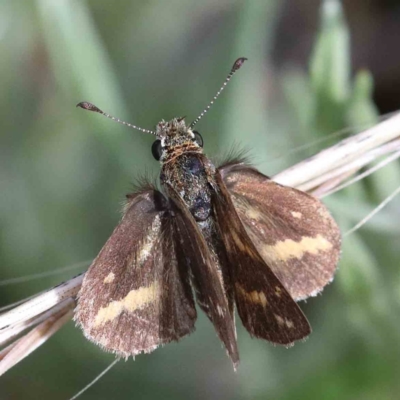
top-left (214, 169), bottom-right (311, 344)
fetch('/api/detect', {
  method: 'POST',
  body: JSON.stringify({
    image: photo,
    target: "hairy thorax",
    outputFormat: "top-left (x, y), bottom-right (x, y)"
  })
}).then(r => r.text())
top-left (161, 153), bottom-right (216, 221)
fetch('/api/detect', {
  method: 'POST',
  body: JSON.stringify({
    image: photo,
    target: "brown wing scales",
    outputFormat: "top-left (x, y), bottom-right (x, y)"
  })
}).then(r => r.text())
top-left (75, 189), bottom-right (196, 358)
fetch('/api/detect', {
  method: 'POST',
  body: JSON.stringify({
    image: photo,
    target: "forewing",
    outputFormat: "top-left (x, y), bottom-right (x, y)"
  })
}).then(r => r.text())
top-left (75, 188), bottom-right (196, 358)
top-left (214, 171), bottom-right (311, 344)
top-left (219, 163), bottom-right (341, 301)
top-left (165, 183), bottom-right (239, 367)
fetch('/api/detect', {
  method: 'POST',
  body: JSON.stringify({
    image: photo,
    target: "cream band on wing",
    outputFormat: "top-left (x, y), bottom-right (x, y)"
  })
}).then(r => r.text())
top-left (262, 234), bottom-right (333, 262)
top-left (93, 282), bottom-right (160, 328)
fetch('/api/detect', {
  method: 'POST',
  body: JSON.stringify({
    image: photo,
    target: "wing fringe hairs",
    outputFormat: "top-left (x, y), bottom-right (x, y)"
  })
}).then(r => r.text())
top-left (1, 113), bottom-right (400, 375)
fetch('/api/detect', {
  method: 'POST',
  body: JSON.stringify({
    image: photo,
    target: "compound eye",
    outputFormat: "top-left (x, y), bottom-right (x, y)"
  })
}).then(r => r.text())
top-left (151, 140), bottom-right (162, 161)
top-left (193, 130), bottom-right (203, 147)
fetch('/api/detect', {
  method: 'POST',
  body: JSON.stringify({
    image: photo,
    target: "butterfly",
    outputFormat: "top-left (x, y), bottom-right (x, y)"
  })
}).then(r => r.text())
top-left (75, 58), bottom-right (341, 369)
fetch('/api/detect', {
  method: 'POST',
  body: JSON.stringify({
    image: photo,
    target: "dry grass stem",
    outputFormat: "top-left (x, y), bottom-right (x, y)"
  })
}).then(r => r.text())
top-left (0, 300), bottom-right (74, 376)
top-left (273, 113), bottom-right (400, 188)
top-left (0, 298), bottom-right (76, 347)
top-left (0, 274), bottom-right (83, 331)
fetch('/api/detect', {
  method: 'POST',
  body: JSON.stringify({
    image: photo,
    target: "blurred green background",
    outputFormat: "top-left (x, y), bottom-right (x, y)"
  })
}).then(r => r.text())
top-left (1, 1), bottom-right (400, 399)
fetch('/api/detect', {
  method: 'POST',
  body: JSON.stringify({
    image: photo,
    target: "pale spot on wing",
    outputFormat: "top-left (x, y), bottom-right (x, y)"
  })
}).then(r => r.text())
top-left (93, 282), bottom-right (160, 327)
top-left (274, 286), bottom-right (282, 297)
top-left (235, 283), bottom-right (268, 308)
top-left (103, 272), bottom-right (115, 284)
top-left (291, 211), bottom-right (302, 219)
top-left (286, 319), bottom-right (294, 329)
top-left (262, 234), bottom-right (333, 262)
top-left (274, 314), bottom-right (294, 329)
top-left (275, 314), bottom-right (285, 326)
top-left (246, 206), bottom-right (262, 221)
top-left (230, 230), bottom-right (246, 252)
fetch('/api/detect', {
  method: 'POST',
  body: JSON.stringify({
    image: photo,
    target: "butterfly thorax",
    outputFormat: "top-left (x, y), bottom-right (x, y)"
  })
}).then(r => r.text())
top-left (157, 118), bottom-right (216, 222)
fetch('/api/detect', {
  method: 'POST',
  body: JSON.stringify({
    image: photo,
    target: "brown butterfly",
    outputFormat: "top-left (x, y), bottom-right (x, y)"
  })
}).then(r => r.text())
top-left (75, 58), bottom-right (341, 369)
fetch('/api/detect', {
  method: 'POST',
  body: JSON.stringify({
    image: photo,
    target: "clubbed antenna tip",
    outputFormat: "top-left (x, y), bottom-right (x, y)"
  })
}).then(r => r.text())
top-left (76, 101), bottom-right (156, 135)
top-left (232, 57), bottom-right (248, 72)
top-left (189, 57), bottom-right (248, 129)
top-left (76, 102), bottom-right (103, 113)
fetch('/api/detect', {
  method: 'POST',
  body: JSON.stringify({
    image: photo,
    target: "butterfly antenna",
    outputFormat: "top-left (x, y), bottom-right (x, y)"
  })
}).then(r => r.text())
top-left (189, 57), bottom-right (247, 129)
top-left (76, 102), bottom-right (156, 135)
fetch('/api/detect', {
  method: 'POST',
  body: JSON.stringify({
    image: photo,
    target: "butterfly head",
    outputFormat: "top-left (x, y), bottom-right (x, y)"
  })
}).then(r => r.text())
top-left (152, 118), bottom-right (203, 163)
